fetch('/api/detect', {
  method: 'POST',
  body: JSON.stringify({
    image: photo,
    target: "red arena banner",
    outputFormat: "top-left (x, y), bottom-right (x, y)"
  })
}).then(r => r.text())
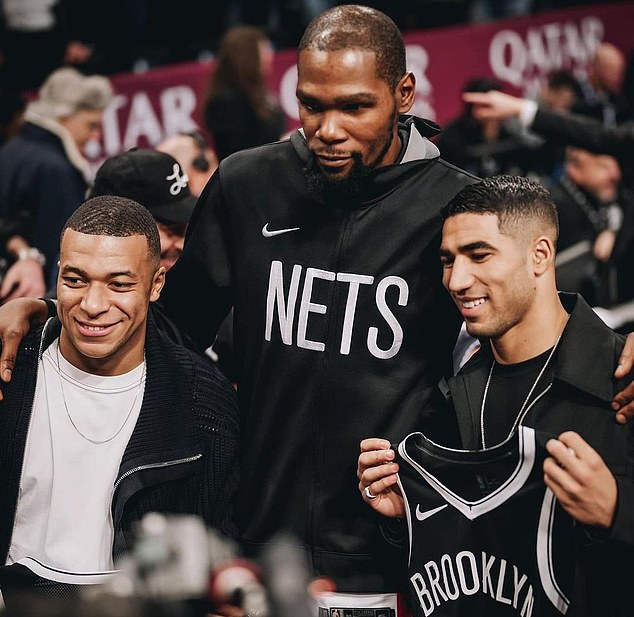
top-left (94, 2), bottom-right (634, 163)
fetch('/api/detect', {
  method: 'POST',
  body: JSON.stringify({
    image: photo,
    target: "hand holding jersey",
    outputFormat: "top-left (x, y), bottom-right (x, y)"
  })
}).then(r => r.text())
top-left (358, 438), bottom-right (404, 518)
top-left (359, 430), bottom-right (619, 529)
top-left (544, 431), bottom-right (618, 528)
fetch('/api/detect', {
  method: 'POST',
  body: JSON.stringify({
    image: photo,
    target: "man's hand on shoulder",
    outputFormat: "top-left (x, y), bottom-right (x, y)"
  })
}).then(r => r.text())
top-left (613, 333), bottom-right (634, 423)
top-left (0, 297), bottom-right (49, 397)
top-left (544, 431), bottom-right (617, 529)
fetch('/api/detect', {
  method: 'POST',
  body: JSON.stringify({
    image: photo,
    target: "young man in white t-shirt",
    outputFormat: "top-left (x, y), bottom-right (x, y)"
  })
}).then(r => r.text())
top-left (0, 196), bottom-right (238, 605)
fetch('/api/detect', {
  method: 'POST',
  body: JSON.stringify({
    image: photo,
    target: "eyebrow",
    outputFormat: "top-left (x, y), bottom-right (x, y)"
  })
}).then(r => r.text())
top-left (61, 266), bottom-right (138, 278)
top-left (296, 89), bottom-right (379, 105)
top-left (459, 241), bottom-right (497, 252)
top-left (439, 241), bottom-right (497, 259)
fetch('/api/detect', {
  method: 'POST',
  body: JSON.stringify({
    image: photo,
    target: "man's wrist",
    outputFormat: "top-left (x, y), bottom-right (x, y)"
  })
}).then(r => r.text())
top-left (518, 99), bottom-right (538, 128)
top-left (17, 247), bottom-right (46, 267)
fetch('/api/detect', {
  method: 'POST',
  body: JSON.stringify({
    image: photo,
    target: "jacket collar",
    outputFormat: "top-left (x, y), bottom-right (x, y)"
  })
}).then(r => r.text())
top-left (448, 293), bottom-right (621, 447)
top-left (400, 115), bottom-right (441, 162)
top-left (554, 292), bottom-right (622, 402)
top-left (291, 114), bottom-right (441, 166)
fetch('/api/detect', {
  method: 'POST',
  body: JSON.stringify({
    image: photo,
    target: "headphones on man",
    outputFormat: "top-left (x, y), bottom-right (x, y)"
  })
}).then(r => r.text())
top-left (181, 130), bottom-right (211, 172)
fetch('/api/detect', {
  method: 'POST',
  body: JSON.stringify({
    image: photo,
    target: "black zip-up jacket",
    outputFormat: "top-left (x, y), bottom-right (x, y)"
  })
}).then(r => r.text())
top-left (161, 117), bottom-right (477, 591)
top-left (0, 315), bottom-right (239, 568)
top-left (446, 293), bottom-right (634, 616)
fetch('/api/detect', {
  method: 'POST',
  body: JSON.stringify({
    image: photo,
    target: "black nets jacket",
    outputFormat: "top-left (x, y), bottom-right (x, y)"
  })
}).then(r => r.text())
top-left (0, 314), bottom-right (239, 568)
top-left (161, 117), bottom-right (476, 591)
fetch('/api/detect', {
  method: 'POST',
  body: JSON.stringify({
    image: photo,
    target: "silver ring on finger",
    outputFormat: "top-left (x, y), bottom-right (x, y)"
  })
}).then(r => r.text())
top-left (364, 485), bottom-right (378, 500)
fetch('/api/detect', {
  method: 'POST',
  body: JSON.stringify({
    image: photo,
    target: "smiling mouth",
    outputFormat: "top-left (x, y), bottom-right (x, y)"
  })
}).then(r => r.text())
top-left (76, 320), bottom-right (117, 336)
top-left (456, 297), bottom-right (487, 311)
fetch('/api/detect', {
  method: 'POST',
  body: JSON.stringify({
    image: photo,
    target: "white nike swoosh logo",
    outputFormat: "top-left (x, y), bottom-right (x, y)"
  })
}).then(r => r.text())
top-left (262, 223), bottom-right (301, 237)
top-left (415, 503), bottom-right (448, 521)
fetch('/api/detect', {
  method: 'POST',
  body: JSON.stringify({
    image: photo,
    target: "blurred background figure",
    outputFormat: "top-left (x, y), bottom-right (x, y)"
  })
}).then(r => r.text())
top-left (435, 76), bottom-right (535, 177)
top-left (523, 69), bottom-right (583, 179)
top-left (575, 41), bottom-right (631, 125)
top-left (552, 146), bottom-right (633, 306)
top-left (0, 0), bottom-right (92, 91)
top-left (156, 131), bottom-right (218, 197)
top-left (0, 67), bottom-right (112, 300)
top-left (541, 69), bottom-right (583, 114)
top-left (0, 88), bottom-right (24, 148)
top-left (468, 0), bottom-right (533, 22)
top-left (203, 25), bottom-right (286, 161)
top-left (90, 149), bottom-right (197, 272)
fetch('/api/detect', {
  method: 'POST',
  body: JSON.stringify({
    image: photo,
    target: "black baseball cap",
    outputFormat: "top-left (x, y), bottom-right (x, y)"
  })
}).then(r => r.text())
top-left (91, 149), bottom-right (197, 224)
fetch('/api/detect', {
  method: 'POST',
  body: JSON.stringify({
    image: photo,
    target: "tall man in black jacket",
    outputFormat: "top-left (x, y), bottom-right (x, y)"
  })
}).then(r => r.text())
top-left (0, 196), bottom-right (238, 601)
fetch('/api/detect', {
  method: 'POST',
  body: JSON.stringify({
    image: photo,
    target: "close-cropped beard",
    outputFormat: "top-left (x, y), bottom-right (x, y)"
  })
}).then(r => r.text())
top-left (304, 151), bottom-right (372, 204)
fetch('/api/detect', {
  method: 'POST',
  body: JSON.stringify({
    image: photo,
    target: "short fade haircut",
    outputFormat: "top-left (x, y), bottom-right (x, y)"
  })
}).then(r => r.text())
top-left (61, 195), bottom-right (161, 266)
top-left (442, 175), bottom-right (559, 241)
top-left (298, 5), bottom-right (406, 90)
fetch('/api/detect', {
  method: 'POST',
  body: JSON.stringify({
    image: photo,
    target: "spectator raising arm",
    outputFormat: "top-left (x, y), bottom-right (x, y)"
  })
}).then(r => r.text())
top-left (463, 90), bottom-right (634, 160)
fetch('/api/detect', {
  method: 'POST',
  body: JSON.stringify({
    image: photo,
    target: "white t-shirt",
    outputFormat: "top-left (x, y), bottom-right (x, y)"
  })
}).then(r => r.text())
top-left (7, 338), bottom-right (145, 583)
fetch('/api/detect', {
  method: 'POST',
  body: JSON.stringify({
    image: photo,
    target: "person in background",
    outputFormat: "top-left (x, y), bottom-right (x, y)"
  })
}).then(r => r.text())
top-left (0, 67), bottom-right (113, 300)
top-left (0, 89), bottom-right (24, 148)
top-left (0, 0), bottom-right (92, 91)
top-left (462, 88), bottom-right (634, 165)
top-left (522, 69), bottom-right (582, 179)
top-left (203, 25), bottom-right (286, 161)
top-left (90, 149), bottom-right (196, 272)
top-left (156, 131), bottom-right (218, 197)
top-left (434, 77), bottom-right (534, 178)
top-left (551, 147), bottom-right (633, 307)
top-left (575, 41), bottom-right (630, 125)
top-left (540, 69), bottom-right (583, 114)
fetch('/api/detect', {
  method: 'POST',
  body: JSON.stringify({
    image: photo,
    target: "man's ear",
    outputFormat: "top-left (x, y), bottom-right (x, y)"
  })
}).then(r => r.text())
top-left (533, 236), bottom-right (555, 275)
top-left (150, 266), bottom-right (166, 302)
top-left (396, 72), bottom-right (416, 114)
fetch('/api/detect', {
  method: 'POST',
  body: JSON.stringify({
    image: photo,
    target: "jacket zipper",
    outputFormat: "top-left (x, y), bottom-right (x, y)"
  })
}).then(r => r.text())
top-left (112, 454), bottom-right (203, 495)
top-left (309, 213), bottom-right (353, 563)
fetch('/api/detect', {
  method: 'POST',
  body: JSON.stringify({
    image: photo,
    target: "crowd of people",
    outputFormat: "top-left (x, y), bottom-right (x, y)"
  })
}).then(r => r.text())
top-left (0, 0), bottom-right (622, 88)
top-left (0, 2), bottom-right (633, 617)
top-left (435, 41), bottom-right (634, 313)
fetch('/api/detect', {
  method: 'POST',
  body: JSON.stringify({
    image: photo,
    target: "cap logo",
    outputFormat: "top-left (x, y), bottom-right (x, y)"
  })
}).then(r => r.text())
top-left (166, 163), bottom-right (189, 195)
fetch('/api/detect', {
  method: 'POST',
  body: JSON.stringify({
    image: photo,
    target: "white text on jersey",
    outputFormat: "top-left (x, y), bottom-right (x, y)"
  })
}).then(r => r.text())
top-left (265, 260), bottom-right (408, 359)
top-left (410, 550), bottom-right (536, 616)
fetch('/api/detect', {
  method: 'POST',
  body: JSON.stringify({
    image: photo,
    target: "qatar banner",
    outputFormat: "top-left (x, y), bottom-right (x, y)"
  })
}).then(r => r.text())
top-left (95, 2), bottom-right (634, 162)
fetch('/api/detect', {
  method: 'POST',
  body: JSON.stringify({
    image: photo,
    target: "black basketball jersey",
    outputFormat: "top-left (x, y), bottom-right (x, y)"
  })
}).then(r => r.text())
top-left (396, 425), bottom-right (575, 617)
